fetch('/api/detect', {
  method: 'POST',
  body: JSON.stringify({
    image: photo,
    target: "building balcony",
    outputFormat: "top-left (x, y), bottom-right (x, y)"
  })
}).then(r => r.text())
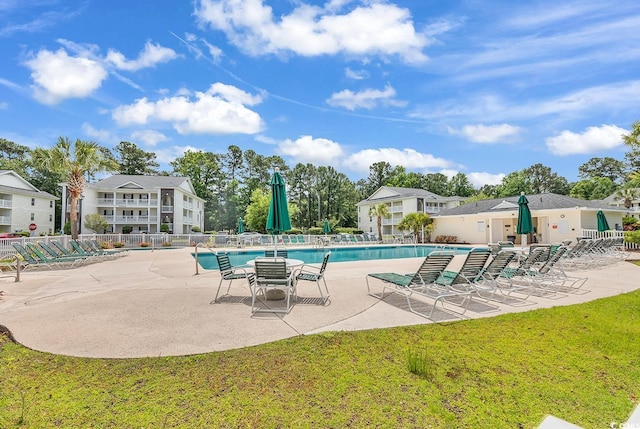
top-left (161, 205), bottom-right (174, 212)
top-left (0, 215), bottom-right (11, 224)
top-left (97, 198), bottom-right (158, 207)
top-left (0, 199), bottom-right (11, 208)
top-left (105, 215), bottom-right (159, 223)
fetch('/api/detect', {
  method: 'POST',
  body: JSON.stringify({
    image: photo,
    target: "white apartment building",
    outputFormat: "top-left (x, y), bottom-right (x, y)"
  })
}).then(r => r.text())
top-left (357, 186), bottom-right (466, 236)
top-left (60, 175), bottom-right (205, 234)
top-left (0, 170), bottom-right (57, 235)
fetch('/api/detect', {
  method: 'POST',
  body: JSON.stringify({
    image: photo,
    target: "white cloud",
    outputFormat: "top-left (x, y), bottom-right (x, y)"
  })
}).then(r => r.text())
top-left (448, 123), bottom-right (522, 143)
top-left (130, 130), bottom-right (170, 146)
top-left (467, 172), bottom-right (505, 188)
top-left (343, 147), bottom-right (455, 173)
top-left (0, 101), bottom-right (7, 109)
top-left (81, 123), bottom-right (117, 144)
top-left (194, 0), bottom-right (433, 63)
top-left (26, 49), bottom-right (108, 104)
top-left (112, 83), bottom-right (264, 135)
top-left (326, 84), bottom-right (406, 110)
top-left (277, 135), bottom-right (344, 164)
top-left (154, 145), bottom-right (201, 164)
top-left (345, 67), bottom-right (369, 80)
top-left (105, 41), bottom-right (178, 71)
top-left (545, 124), bottom-right (627, 156)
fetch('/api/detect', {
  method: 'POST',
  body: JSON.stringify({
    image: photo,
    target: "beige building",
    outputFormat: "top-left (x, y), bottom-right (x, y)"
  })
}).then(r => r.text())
top-left (0, 170), bottom-right (57, 235)
top-left (432, 193), bottom-right (626, 245)
top-left (60, 175), bottom-right (205, 234)
top-left (357, 186), bottom-right (466, 236)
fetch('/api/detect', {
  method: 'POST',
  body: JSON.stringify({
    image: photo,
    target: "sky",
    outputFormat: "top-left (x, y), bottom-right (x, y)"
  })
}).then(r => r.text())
top-left (1, 0), bottom-right (639, 188)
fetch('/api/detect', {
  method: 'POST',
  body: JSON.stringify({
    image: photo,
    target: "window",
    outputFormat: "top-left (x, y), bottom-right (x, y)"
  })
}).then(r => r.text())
top-left (49, 214), bottom-right (53, 222)
top-left (50, 201), bottom-right (53, 208)
top-left (31, 198), bottom-right (35, 206)
top-left (30, 213), bottom-right (35, 221)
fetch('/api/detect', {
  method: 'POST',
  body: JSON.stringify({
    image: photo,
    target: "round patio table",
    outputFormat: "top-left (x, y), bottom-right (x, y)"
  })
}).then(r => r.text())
top-left (246, 258), bottom-right (304, 300)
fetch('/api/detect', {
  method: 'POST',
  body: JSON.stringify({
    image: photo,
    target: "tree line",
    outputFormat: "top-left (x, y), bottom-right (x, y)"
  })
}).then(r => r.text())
top-left (1, 121), bottom-right (639, 233)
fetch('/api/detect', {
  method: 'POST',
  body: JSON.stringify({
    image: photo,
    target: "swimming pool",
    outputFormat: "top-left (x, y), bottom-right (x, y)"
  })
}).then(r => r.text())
top-left (193, 245), bottom-right (472, 269)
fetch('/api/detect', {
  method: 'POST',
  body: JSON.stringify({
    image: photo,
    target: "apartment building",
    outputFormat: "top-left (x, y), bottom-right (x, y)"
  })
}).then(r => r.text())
top-left (357, 186), bottom-right (465, 236)
top-left (60, 175), bottom-right (205, 234)
top-left (0, 170), bottom-right (57, 235)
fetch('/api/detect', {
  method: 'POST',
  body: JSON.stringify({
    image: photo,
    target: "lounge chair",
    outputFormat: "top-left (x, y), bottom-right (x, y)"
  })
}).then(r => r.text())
top-left (11, 243), bottom-right (54, 270)
top-left (471, 250), bottom-right (529, 302)
top-left (252, 257), bottom-right (297, 314)
top-left (366, 252), bottom-right (471, 319)
top-left (37, 242), bottom-right (91, 265)
top-left (293, 252), bottom-right (331, 304)
top-left (211, 252), bottom-right (254, 303)
top-left (436, 248), bottom-right (492, 292)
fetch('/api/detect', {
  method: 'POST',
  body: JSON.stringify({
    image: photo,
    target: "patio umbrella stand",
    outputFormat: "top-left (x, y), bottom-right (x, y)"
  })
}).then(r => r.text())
top-left (517, 192), bottom-right (533, 247)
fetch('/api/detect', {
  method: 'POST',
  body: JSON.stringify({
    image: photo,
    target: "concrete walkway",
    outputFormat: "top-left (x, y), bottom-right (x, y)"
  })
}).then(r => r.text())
top-left (0, 247), bottom-right (638, 358)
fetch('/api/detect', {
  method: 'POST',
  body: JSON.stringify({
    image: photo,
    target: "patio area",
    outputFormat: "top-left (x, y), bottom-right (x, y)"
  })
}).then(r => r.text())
top-left (0, 246), bottom-right (638, 358)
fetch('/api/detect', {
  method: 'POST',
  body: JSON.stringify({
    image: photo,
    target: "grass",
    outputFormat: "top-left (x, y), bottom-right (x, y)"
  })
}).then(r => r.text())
top-left (1, 291), bottom-right (639, 428)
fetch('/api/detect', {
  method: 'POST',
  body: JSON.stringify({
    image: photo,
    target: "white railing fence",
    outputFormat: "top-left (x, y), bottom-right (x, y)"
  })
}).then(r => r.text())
top-left (580, 229), bottom-right (639, 250)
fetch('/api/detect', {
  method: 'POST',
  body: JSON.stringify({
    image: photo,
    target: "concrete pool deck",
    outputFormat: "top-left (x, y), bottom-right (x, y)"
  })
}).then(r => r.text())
top-left (0, 246), bottom-right (638, 358)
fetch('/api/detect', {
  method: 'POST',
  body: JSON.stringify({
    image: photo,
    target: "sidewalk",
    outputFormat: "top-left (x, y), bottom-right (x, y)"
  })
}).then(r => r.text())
top-left (0, 247), bottom-right (638, 358)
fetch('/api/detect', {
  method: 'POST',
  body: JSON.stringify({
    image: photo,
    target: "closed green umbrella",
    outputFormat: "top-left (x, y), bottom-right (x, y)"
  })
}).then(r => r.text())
top-left (516, 192), bottom-right (533, 246)
top-left (596, 210), bottom-right (610, 232)
top-left (237, 217), bottom-right (244, 234)
top-left (322, 218), bottom-right (331, 234)
top-left (266, 169), bottom-right (291, 248)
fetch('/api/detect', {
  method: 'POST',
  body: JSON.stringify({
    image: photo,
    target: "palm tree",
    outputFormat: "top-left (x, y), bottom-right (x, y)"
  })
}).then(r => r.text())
top-left (614, 187), bottom-right (638, 210)
top-left (397, 212), bottom-right (434, 243)
top-left (368, 203), bottom-right (389, 243)
top-left (32, 137), bottom-right (118, 239)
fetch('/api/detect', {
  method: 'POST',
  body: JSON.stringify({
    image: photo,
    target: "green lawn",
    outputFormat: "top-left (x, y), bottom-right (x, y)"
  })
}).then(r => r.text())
top-left (1, 289), bottom-right (639, 428)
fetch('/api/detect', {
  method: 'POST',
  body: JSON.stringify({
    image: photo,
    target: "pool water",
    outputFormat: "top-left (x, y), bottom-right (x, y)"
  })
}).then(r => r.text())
top-left (193, 245), bottom-right (472, 269)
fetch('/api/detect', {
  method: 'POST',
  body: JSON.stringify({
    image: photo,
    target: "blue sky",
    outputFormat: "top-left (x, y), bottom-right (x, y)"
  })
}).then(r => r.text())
top-left (1, 0), bottom-right (639, 187)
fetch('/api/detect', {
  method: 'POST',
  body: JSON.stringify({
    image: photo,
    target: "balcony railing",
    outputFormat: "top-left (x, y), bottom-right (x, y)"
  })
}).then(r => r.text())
top-left (183, 201), bottom-right (193, 209)
top-left (105, 215), bottom-right (159, 223)
top-left (161, 205), bottom-right (174, 212)
top-left (97, 198), bottom-right (158, 207)
top-left (0, 215), bottom-right (11, 224)
top-left (0, 199), bottom-right (12, 208)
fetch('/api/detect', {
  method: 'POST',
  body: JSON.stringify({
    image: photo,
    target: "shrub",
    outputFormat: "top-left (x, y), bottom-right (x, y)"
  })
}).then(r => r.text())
top-left (307, 227), bottom-right (323, 235)
top-left (160, 224), bottom-right (170, 233)
top-left (113, 242), bottom-right (125, 248)
top-left (624, 230), bottom-right (640, 245)
top-left (100, 241), bottom-right (110, 249)
top-left (139, 242), bottom-right (150, 247)
top-left (191, 226), bottom-right (201, 233)
top-left (161, 241), bottom-right (172, 247)
top-left (434, 235), bottom-right (457, 243)
top-left (122, 225), bottom-right (133, 234)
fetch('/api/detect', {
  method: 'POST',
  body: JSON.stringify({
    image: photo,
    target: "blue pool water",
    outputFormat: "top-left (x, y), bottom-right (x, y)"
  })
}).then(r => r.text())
top-left (193, 245), bottom-right (472, 269)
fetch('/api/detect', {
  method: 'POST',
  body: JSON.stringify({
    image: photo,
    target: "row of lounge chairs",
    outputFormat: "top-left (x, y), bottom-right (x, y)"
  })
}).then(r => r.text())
top-left (365, 238), bottom-right (617, 319)
top-left (11, 239), bottom-right (128, 270)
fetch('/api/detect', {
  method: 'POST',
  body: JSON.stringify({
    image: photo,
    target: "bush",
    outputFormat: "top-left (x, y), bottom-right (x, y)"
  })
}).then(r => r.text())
top-left (161, 241), bottom-right (172, 247)
top-left (624, 230), bottom-right (640, 245)
top-left (122, 225), bottom-right (133, 234)
top-left (191, 226), bottom-right (201, 233)
top-left (434, 235), bottom-right (457, 243)
top-left (160, 224), bottom-right (170, 233)
top-left (100, 241), bottom-right (110, 249)
top-left (113, 242), bottom-right (125, 248)
top-left (307, 227), bottom-right (323, 235)
top-left (139, 242), bottom-right (150, 247)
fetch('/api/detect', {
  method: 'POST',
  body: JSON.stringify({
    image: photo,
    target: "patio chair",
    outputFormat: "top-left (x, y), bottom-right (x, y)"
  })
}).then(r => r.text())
top-left (11, 243), bottom-right (54, 270)
top-left (22, 242), bottom-right (81, 269)
top-left (436, 248), bottom-right (492, 292)
top-left (212, 252), bottom-right (254, 303)
top-left (252, 257), bottom-right (297, 314)
top-left (366, 252), bottom-right (471, 319)
top-left (37, 241), bottom-right (91, 265)
top-left (265, 249), bottom-right (288, 258)
top-left (471, 250), bottom-right (529, 302)
top-left (294, 252), bottom-right (331, 304)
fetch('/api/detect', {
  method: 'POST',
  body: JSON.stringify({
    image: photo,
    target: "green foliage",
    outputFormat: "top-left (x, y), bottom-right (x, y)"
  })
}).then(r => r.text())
top-left (569, 177), bottom-right (617, 200)
top-left (114, 141), bottom-right (160, 175)
top-left (245, 188), bottom-right (270, 233)
top-left (191, 226), bottom-right (201, 233)
top-left (622, 216), bottom-right (638, 226)
top-left (578, 157), bottom-right (628, 183)
top-left (434, 235), bottom-right (458, 243)
top-left (624, 230), bottom-right (640, 244)
top-left (397, 212), bottom-right (434, 243)
top-left (83, 214), bottom-right (109, 233)
top-left (122, 225), bottom-right (133, 234)
top-left (159, 224), bottom-right (169, 233)
top-left (63, 221), bottom-right (71, 235)
top-left (2, 292), bottom-right (639, 427)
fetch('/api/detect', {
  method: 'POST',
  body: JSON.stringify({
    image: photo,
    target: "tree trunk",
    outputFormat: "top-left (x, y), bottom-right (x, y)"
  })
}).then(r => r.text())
top-left (377, 217), bottom-right (382, 243)
top-left (69, 193), bottom-right (80, 239)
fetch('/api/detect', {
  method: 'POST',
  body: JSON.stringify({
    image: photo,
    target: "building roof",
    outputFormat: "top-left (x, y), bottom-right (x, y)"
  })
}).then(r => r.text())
top-left (433, 193), bottom-right (627, 217)
top-left (0, 170), bottom-right (57, 199)
top-left (357, 186), bottom-right (465, 205)
top-left (92, 175), bottom-right (194, 189)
